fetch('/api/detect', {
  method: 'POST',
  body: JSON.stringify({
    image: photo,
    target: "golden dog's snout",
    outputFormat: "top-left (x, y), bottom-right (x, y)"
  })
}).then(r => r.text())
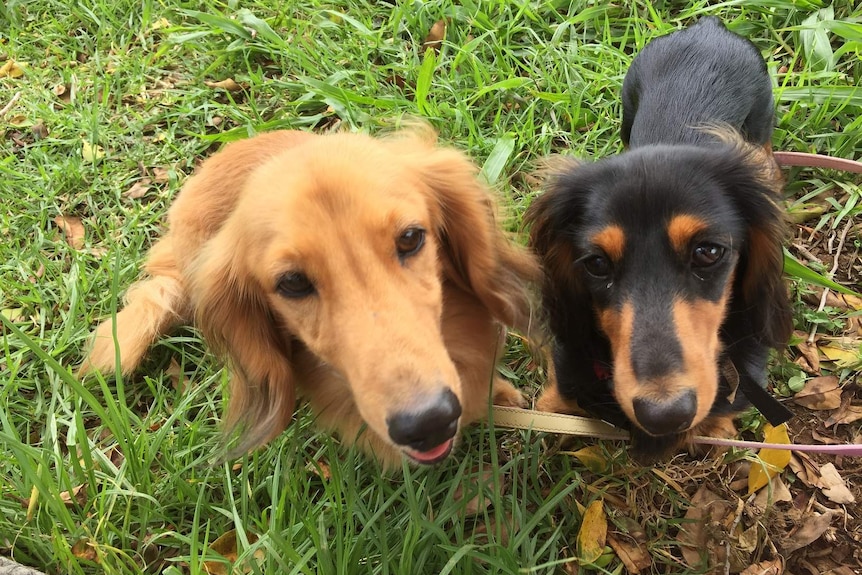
top-left (386, 388), bottom-right (461, 464)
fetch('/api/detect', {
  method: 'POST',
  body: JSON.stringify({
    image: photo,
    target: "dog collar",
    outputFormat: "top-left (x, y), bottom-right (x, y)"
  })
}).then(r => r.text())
top-left (720, 358), bottom-right (793, 427)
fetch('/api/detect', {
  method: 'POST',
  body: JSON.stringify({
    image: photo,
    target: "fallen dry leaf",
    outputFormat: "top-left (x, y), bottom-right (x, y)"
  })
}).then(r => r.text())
top-left (794, 339), bottom-right (821, 373)
top-left (749, 423), bottom-right (792, 494)
top-left (452, 468), bottom-right (496, 516)
top-left (677, 485), bottom-right (735, 569)
top-left (71, 539), bottom-right (98, 562)
top-left (54, 83), bottom-right (72, 104)
top-left (107, 445), bottom-right (125, 468)
top-left (780, 511), bottom-right (837, 554)
top-left (607, 526), bottom-right (651, 573)
top-left (739, 557), bottom-right (784, 575)
top-left (422, 19), bottom-right (447, 52)
top-left (32, 120), bottom-right (48, 140)
top-left (809, 290), bottom-right (862, 312)
top-left (123, 178), bottom-right (152, 200)
top-left (812, 427), bottom-right (845, 444)
top-left (793, 375), bottom-right (842, 410)
top-left (736, 524), bottom-right (760, 553)
top-left (788, 452), bottom-right (822, 488)
top-left (471, 513), bottom-right (512, 546)
top-left (824, 403), bottom-right (862, 426)
top-left (0, 59), bottom-right (25, 78)
top-left (818, 462), bottom-right (856, 504)
top-left (203, 529), bottom-right (261, 575)
top-left (308, 458), bottom-right (331, 480)
top-left (577, 499), bottom-right (608, 565)
top-left (54, 215), bottom-right (86, 249)
top-left (59, 484), bottom-right (87, 507)
top-left (151, 166), bottom-right (171, 183)
top-left (205, 78), bottom-right (243, 91)
top-left (166, 358), bottom-right (186, 392)
top-left (752, 475), bottom-right (792, 510)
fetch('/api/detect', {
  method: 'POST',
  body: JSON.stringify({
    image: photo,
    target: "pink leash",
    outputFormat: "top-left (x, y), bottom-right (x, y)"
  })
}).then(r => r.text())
top-left (693, 436), bottom-right (862, 456)
top-left (773, 150), bottom-right (862, 173)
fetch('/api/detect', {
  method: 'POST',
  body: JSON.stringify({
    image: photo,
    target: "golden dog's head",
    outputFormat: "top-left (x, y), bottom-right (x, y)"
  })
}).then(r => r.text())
top-left (187, 128), bottom-right (535, 464)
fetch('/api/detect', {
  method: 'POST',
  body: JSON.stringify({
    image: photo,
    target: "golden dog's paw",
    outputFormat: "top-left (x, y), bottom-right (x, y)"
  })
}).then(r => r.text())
top-left (535, 383), bottom-right (586, 416)
top-left (492, 379), bottom-right (527, 408)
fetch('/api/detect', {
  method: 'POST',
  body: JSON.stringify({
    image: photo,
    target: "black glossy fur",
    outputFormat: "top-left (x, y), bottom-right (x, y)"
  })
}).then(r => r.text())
top-left (528, 18), bottom-right (792, 459)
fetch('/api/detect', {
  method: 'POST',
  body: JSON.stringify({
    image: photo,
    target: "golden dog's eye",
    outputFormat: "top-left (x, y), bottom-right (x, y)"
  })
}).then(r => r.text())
top-left (582, 255), bottom-right (612, 279)
top-left (276, 271), bottom-right (315, 298)
top-left (691, 243), bottom-right (725, 268)
top-left (396, 227), bottom-right (425, 259)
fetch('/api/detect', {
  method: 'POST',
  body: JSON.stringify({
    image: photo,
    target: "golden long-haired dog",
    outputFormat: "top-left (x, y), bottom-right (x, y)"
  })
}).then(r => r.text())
top-left (81, 127), bottom-right (539, 467)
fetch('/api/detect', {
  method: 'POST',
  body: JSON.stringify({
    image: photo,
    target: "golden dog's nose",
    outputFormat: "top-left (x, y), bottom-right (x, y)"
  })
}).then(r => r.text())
top-left (387, 389), bottom-right (461, 457)
top-left (632, 390), bottom-right (696, 436)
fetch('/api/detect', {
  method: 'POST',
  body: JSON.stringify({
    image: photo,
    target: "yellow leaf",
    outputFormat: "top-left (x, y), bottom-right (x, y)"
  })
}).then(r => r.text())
top-left (748, 424), bottom-right (792, 494)
top-left (71, 539), bottom-right (98, 562)
top-left (577, 499), bottom-right (608, 565)
top-left (1, 308), bottom-right (24, 322)
top-left (82, 140), bottom-right (105, 163)
top-left (818, 343), bottom-right (859, 367)
top-left (565, 445), bottom-right (609, 474)
top-left (151, 17), bottom-right (171, 30)
top-left (204, 78), bottom-right (242, 91)
top-left (203, 529), bottom-right (260, 575)
top-left (0, 59), bottom-right (25, 78)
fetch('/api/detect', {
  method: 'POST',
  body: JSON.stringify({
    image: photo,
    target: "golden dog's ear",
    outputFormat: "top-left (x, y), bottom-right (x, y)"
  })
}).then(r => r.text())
top-left (407, 137), bottom-right (540, 333)
top-left (189, 228), bottom-right (295, 456)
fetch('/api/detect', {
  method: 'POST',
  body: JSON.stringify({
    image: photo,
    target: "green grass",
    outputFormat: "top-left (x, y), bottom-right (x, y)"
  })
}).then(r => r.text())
top-left (1, 1), bottom-right (860, 574)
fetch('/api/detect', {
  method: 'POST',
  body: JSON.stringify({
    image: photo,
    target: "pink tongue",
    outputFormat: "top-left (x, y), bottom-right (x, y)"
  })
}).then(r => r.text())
top-left (410, 439), bottom-right (453, 462)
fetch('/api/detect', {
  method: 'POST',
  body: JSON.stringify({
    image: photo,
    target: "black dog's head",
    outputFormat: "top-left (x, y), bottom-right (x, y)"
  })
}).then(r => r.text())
top-left (527, 137), bottom-right (791, 447)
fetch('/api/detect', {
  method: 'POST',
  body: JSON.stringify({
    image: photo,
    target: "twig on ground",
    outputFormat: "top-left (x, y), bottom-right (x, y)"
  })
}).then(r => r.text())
top-left (808, 218), bottom-right (854, 343)
top-left (0, 91), bottom-right (22, 118)
top-left (725, 495), bottom-right (752, 575)
top-left (792, 242), bottom-right (820, 264)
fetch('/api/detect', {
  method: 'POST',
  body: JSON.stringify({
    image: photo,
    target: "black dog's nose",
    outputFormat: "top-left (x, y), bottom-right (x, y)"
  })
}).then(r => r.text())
top-left (387, 389), bottom-right (462, 452)
top-left (632, 390), bottom-right (697, 436)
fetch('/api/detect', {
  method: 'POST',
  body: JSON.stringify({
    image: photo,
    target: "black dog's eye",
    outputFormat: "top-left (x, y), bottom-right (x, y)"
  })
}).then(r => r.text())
top-left (582, 255), bottom-right (612, 278)
top-left (276, 271), bottom-right (315, 298)
top-left (396, 227), bottom-right (425, 259)
top-left (691, 243), bottom-right (726, 268)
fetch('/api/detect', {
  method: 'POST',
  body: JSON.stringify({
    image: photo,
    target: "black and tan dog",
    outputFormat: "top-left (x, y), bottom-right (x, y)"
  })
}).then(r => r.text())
top-left (527, 17), bottom-right (793, 459)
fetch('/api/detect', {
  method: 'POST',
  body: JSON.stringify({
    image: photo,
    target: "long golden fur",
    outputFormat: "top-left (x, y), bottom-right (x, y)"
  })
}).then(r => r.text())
top-left (81, 127), bottom-right (539, 467)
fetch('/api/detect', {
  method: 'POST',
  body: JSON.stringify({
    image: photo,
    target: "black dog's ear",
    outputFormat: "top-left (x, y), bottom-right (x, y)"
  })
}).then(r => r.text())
top-left (525, 164), bottom-right (596, 347)
top-left (711, 145), bottom-right (793, 348)
top-left (738, 205), bottom-right (793, 348)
